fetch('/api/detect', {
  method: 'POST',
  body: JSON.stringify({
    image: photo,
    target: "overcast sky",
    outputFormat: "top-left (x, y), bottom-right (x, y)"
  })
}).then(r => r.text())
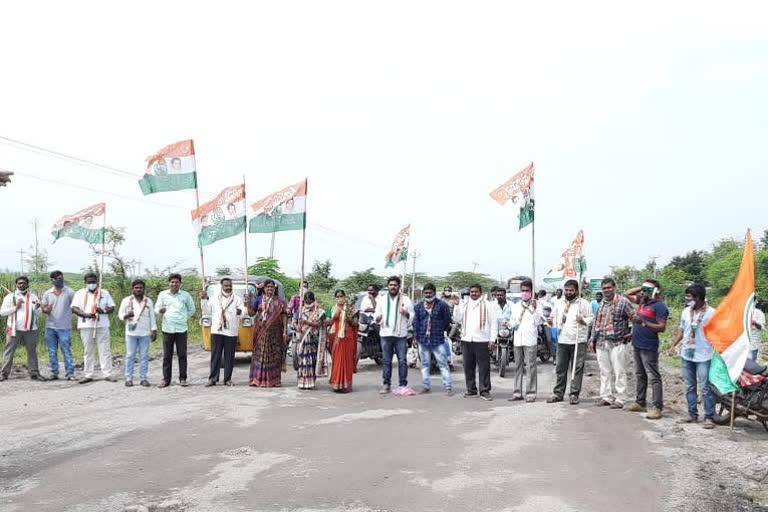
top-left (1, 1), bottom-right (766, 286)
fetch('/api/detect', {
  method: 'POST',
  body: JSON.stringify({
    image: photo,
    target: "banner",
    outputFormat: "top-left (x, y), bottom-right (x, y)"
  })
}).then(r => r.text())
top-left (544, 230), bottom-right (586, 283)
top-left (385, 225), bottom-right (410, 268)
top-left (191, 185), bottom-right (246, 247)
top-left (490, 162), bottom-right (535, 230)
top-left (139, 139), bottom-right (198, 195)
top-left (51, 203), bottom-right (106, 244)
top-left (248, 179), bottom-right (307, 233)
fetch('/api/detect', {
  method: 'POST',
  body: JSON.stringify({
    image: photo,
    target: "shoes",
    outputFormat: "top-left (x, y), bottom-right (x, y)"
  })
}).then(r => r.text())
top-left (179, 379), bottom-right (189, 387)
top-left (104, 376), bottom-right (118, 383)
top-left (0, 374), bottom-right (7, 382)
top-left (479, 393), bottom-right (493, 402)
top-left (379, 385), bottom-right (391, 394)
top-left (463, 392), bottom-right (478, 398)
top-left (646, 407), bottom-right (662, 420)
top-left (569, 396), bottom-right (580, 405)
top-left (49, 375), bottom-right (59, 381)
top-left (610, 402), bottom-right (625, 410)
top-left (625, 402), bottom-right (647, 413)
top-left (595, 399), bottom-right (612, 407)
top-left (65, 375), bottom-right (76, 381)
top-left (702, 418), bottom-right (715, 430)
top-left (140, 380), bottom-right (151, 387)
top-left (547, 396), bottom-right (563, 403)
top-left (205, 380), bottom-right (216, 387)
top-left (78, 377), bottom-right (93, 385)
top-left (30, 374), bottom-right (48, 381)
top-left (508, 395), bottom-right (523, 402)
top-left (224, 381), bottom-right (234, 387)
top-left (418, 388), bottom-right (431, 395)
top-left (445, 389), bottom-right (454, 397)
top-left (158, 380), bottom-right (169, 388)
top-left (677, 416), bottom-right (697, 424)
top-left (125, 380), bottom-right (134, 387)
top-left (524, 396), bottom-right (536, 403)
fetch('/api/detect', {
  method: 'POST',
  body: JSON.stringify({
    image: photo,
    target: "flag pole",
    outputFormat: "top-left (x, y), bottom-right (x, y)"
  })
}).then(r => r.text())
top-left (531, 219), bottom-right (536, 292)
top-left (572, 267), bottom-right (583, 382)
top-left (729, 392), bottom-right (736, 430)
top-left (194, 186), bottom-right (206, 289)
top-left (242, 175), bottom-right (249, 283)
top-left (299, 179), bottom-right (308, 313)
top-left (99, 206), bottom-right (106, 292)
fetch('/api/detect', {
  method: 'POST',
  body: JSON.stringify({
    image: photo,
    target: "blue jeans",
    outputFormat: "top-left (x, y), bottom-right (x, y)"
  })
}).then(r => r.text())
top-left (381, 336), bottom-right (408, 387)
top-left (45, 328), bottom-right (74, 377)
top-left (681, 358), bottom-right (715, 419)
top-left (418, 340), bottom-right (452, 391)
top-left (125, 335), bottom-right (151, 381)
top-left (750, 349), bottom-right (759, 361)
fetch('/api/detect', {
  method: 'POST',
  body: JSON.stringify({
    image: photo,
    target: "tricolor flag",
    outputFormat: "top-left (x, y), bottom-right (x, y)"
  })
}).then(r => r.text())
top-left (51, 203), bottom-right (106, 244)
top-left (139, 139), bottom-right (198, 195)
top-left (191, 185), bottom-right (246, 247)
top-left (385, 225), bottom-right (410, 268)
top-left (248, 179), bottom-right (307, 233)
top-left (703, 229), bottom-right (754, 394)
top-left (490, 162), bottom-right (535, 230)
top-left (544, 230), bottom-right (587, 283)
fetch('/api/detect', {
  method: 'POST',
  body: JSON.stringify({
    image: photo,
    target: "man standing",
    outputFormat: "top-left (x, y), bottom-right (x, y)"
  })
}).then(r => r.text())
top-left (508, 279), bottom-right (541, 402)
top-left (750, 300), bottom-right (765, 361)
top-left (624, 279), bottom-right (668, 420)
top-left (360, 284), bottom-right (380, 321)
top-left (667, 284), bottom-right (716, 429)
top-left (118, 279), bottom-right (157, 387)
top-left (453, 283), bottom-right (498, 401)
top-left (548, 280), bottom-right (593, 405)
top-left (72, 273), bottom-right (116, 384)
top-left (0, 276), bottom-right (46, 381)
top-left (590, 278), bottom-right (634, 408)
top-left (591, 292), bottom-right (603, 316)
top-left (375, 276), bottom-right (414, 393)
top-left (412, 283), bottom-right (454, 395)
top-left (202, 277), bottom-right (243, 387)
top-left (41, 270), bottom-right (75, 380)
top-left (155, 273), bottom-right (196, 388)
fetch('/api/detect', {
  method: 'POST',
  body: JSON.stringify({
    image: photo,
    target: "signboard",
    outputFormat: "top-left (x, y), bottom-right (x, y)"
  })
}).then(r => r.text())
top-left (590, 279), bottom-right (602, 294)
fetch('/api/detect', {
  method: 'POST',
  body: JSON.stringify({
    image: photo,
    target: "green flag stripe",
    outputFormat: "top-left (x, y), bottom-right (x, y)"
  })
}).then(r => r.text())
top-left (51, 226), bottom-right (105, 244)
top-left (248, 212), bottom-right (306, 233)
top-left (198, 216), bottom-right (246, 247)
top-left (139, 172), bottom-right (197, 195)
top-left (708, 351), bottom-right (738, 394)
top-left (519, 201), bottom-right (534, 230)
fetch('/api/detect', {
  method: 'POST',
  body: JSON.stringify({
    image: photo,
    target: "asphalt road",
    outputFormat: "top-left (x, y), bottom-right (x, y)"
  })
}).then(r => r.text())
top-left (0, 346), bottom-right (760, 512)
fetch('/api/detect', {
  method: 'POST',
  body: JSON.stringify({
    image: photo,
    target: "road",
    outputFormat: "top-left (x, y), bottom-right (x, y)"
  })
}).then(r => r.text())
top-left (1, 346), bottom-right (765, 512)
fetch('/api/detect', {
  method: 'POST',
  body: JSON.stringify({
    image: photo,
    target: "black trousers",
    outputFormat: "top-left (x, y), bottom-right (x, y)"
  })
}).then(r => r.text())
top-left (634, 348), bottom-right (663, 410)
top-left (553, 343), bottom-right (587, 399)
top-left (209, 334), bottom-right (237, 383)
top-left (462, 341), bottom-right (491, 395)
top-left (162, 331), bottom-right (188, 383)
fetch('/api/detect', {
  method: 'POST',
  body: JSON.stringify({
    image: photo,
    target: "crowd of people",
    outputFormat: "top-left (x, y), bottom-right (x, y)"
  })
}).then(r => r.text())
top-left (1, 271), bottom-right (765, 429)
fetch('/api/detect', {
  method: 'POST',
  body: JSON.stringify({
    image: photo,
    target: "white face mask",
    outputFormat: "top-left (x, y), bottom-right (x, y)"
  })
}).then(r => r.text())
top-left (87, 283), bottom-right (98, 292)
top-left (424, 296), bottom-right (435, 303)
top-left (687, 300), bottom-right (696, 308)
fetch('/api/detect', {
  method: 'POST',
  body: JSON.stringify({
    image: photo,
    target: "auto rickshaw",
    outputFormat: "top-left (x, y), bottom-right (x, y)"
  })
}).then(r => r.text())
top-left (201, 275), bottom-right (286, 352)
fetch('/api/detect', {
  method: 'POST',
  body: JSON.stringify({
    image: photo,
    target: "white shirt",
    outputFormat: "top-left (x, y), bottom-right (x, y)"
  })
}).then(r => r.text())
top-left (202, 293), bottom-right (244, 337)
top-left (557, 298), bottom-right (593, 345)
top-left (72, 288), bottom-right (115, 329)
top-left (118, 296), bottom-right (157, 337)
top-left (509, 301), bottom-right (542, 347)
top-left (375, 293), bottom-right (414, 338)
top-left (454, 298), bottom-right (498, 342)
top-left (0, 291), bottom-right (40, 334)
top-left (552, 297), bottom-right (566, 325)
top-left (360, 295), bottom-right (379, 322)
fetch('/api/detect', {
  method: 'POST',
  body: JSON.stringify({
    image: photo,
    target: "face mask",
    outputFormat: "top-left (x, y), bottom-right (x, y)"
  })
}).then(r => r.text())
top-left (687, 300), bottom-right (696, 308)
top-left (53, 279), bottom-right (64, 288)
top-left (521, 291), bottom-right (532, 302)
top-left (425, 296), bottom-right (435, 303)
top-left (87, 283), bottom-right (98, 292)
top-left (18, 288), bottom-right (28, 295)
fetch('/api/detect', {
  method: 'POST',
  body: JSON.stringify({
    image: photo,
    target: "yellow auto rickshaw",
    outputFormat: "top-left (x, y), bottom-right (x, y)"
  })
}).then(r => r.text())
top-left (201, 275), bottom-right (287, 352)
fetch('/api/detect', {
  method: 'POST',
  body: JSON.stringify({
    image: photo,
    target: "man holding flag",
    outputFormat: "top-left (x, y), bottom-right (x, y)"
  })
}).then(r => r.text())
top-left (0, 276), bottom-right (46, 381)
top-left (72, 273), bottom-right (117, 384)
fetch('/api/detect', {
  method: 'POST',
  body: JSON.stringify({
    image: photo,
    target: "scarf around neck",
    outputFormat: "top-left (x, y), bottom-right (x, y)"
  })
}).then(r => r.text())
top-left (464, 298), bottom-right (487, 331)
top-left (385, 293), bottom-right (401, 328)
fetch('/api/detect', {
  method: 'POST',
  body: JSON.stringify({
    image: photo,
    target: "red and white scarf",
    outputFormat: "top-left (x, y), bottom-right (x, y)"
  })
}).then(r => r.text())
top-left (7, 291), bottom-right (33, 337)
top-left (463, 298), bottom-right (487, 331)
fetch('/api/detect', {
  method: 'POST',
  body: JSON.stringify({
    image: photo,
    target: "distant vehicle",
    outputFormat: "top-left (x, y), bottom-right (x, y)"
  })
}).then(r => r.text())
top-left (201, 275), bottom-right (286, 353)
top-left (506, 276), bottom-right (528, 303)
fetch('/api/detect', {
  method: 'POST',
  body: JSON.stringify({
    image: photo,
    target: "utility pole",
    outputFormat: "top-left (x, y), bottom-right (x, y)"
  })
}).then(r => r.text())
top-left (269, 232), bottom-right (276, 259)
top-left (18, 248), bottom-right (25, 273)
top-left (472, 261), bottom-right (479, 273)
top-left (410, 250), bottom-right (421, 299)
top-left (33, 218), bottom-right (39, 276)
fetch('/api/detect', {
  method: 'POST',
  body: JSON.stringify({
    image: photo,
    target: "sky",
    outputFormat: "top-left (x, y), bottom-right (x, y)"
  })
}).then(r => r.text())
top-left (1, 1), bottom-right (766, 287)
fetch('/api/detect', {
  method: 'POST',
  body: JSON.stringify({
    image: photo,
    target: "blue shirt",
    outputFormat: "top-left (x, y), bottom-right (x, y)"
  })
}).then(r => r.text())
top-left (591, 300), bottom-right (599, 316)
top-left (413, 299), bottom-right (453, 346)
top-left (632, 300), bottom-right (669, 351)
top-left (679, 305), bottom-right (715, 362)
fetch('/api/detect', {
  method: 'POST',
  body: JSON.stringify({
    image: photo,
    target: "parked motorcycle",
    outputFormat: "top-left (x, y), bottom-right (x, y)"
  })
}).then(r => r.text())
top-left (357, 312), bottom-right (383, 368)
top-left (711, 358), bottom-right (768, 431)
top-left (537, 305), bottom-right (553, 363)
top-left (492, 324), bottom-right (513, 377)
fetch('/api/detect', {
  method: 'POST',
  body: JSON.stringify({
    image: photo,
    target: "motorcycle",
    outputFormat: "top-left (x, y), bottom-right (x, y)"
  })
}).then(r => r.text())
top-left (357, 312), bottom-right (383, 368)
top-left (537, 305), bottom-right (553, 363)
top-left (710, 358), bottom-right (768, 431)
top-left (492, 325), bottom-right (513, 377)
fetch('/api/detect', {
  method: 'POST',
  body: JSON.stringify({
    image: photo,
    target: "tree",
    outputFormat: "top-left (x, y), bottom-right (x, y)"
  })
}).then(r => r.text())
top-left (89, 227), bottom-right (136, 298)
top-left (306, 259), bottom-right (337, 292)
top-left (706, 244), bottom-right (743, 299)
top-left (215, 265), bottom-right (233, 276)
top-left (668, 250), bottom-right (709, 285)
top-left (439, 271), bottom-right (497, 292)
top-left (24, 248), bottom-right (52, 275)
top-left (247, 257), bottom-right (300, 298)
top-left (607, 265), bottom-right (642, 292)
top-left (339, 268), bottom-right (385, 293)
top-left (760, 230), bottom-right (768, 251)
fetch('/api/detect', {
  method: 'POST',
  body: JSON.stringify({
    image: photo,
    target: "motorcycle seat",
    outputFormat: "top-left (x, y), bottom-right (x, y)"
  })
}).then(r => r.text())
top-left (743, 358), bottom-right (768, 376)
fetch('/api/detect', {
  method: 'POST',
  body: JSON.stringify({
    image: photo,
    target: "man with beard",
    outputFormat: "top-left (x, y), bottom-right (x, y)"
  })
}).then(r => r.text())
top-left (374, 276), bottom-right (414, 393)
top-left (453, 283), bottom-right (498, 401)
top-left (412, 283), bottom-right (454, 395)
top-left (0, 276), bottom-right (46, 381)
top-left (508, 279), bottom-right (541, 402)
top-left (118, 279), bottom-right (158, 387)
top-left (548, 280), bottom-right (593, 405)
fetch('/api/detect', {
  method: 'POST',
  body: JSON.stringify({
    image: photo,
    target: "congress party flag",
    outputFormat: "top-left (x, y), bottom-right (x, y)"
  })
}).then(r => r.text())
top-left (191, 185), bottom-right (246, 247)
top-left (490, 162), bottom-right (535, 230)
top-left (385, 225), bottom-right (410, 268)
top-left (248, 179), bottom-right (307, 234)
top-left (703, 229), bottom-right (755, 394)
top-left (51, 203), bottom-right (106, 244)
top-left (544, 230), bottom-right (587, 283)
top-left (139, 139), bottom-right (198, 195)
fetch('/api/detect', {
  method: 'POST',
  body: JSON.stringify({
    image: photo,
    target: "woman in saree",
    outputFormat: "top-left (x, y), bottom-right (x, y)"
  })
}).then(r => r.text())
top-left (295, 291), bottom-right (329, 390)
top-left (248, 279), bottom-right (288, 387)
top-left (328, 289), bottom-right (358, 393)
